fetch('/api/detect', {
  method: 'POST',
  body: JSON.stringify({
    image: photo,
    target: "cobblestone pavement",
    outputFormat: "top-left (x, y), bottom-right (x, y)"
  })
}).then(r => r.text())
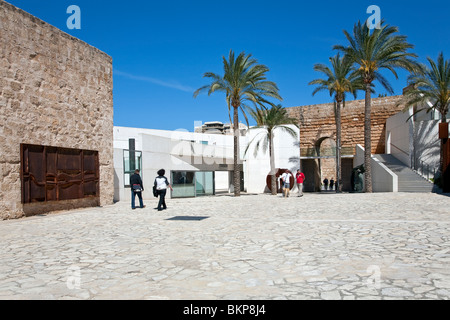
top-left (1, 192), bottom-right (450, 300)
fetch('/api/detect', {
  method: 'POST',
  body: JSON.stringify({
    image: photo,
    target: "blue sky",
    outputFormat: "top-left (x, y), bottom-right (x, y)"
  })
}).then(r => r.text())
top-left (6, 0), bottom-right (450, 131)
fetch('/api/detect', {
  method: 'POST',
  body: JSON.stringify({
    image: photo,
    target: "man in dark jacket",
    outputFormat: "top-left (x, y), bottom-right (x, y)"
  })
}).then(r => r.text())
top-left (130, 169), bottom-right (145, 209)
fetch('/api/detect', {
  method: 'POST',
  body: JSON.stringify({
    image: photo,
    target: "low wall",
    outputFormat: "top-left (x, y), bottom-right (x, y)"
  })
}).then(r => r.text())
top-left (354, 144), bottom-right (398, 192)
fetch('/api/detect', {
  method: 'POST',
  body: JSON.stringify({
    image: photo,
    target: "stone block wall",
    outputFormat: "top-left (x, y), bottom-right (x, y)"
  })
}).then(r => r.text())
top-left (0, 1), bottom-right (114, 219)
top-left (288, 95), bottom-right (405, 191)
top-left (287, 95), bottom-right (405, 155)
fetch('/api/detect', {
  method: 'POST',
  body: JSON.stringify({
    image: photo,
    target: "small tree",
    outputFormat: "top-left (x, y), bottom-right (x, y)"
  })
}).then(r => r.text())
top-left (309, 54), bottom-right (363, 192)
top-left (245, 105), bottom-right (298, 195)
top-left (194, 50), bottom-right (282, 196)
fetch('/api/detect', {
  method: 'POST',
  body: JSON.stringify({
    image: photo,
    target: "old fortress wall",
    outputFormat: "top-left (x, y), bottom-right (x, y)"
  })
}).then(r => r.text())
top-left (287, 95), bottom-right (405, 155)
top-left (0, 1), bottom-right (114, 219)
top-left (286, 95), bottom-right (405, 191)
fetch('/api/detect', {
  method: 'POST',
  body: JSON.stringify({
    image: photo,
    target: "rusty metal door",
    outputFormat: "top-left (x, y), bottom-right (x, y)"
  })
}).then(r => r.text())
top-left (21, 144), bottom-right (99, 203)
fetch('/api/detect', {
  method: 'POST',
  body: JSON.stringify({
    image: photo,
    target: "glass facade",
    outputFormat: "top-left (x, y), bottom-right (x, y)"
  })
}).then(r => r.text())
top-left (171, 171), bottom-right (195, 198)
top-left (195, 171), bottom-right (214, 196)
top-left (123, 150), bottom-right (142, 187)
top-left (171, 171), bottom-right (215, 198)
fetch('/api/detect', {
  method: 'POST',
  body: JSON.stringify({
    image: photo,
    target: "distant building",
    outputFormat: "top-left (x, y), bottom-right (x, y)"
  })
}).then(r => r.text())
top-left (195, 121), bottom-right (247, 136)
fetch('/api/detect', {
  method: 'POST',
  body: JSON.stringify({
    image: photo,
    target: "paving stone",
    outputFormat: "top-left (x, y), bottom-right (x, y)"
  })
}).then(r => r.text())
top-left (381, 287), bottom-right (414, 297)
top-left (320, 290), bottom-right (341, 300)
top-left (0, 192), bottom-right (450, 300)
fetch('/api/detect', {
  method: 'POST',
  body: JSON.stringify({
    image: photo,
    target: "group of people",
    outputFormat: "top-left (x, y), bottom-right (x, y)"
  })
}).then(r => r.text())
top-left (130, 169), bottom-right (172, 211)
top-left (322, 177), bottom-right (335, 190)
top-left (279, 169), bottom-right (305, 198)
top-left (130, 167), bottom-right (311, 209)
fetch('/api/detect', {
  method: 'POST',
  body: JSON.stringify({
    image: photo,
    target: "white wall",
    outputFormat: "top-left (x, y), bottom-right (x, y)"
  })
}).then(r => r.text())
top-left (354, 144), bottom-right (398, 192)
top-left (113, 148), bottom-right (125, 202)
top-left (385, 107), bottom-right (413, 166)
top-left (114, 126), bottom-right (236, 154)
top-left (114, 125), bottom-right (300, 198)
top-left (215, 171), bottom-right (229, 192)
top-left (244, 125), bottom-right (300, 193)
top-left (414, 120), bottom-right (440, 169)
top-left (385, 107), bottom-right (442, 172)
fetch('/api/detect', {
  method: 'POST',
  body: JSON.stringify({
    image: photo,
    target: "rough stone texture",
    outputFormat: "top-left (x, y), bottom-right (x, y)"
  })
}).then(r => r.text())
top-left (0, 1), bottom-right (114, 219)
top-left (287, 96), bottom-right (405, 190)
top-left (287, 95), bottom-right (405, 156)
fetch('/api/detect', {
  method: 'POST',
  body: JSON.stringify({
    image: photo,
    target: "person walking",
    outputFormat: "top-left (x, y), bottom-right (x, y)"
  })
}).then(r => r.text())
top-left (281, 170), bottom-right (292, 198)
top-left (154, 169), bottom-right (173, 211)
top-left (278, 174), bottom-right (284, 193)
top-left (130, 169), bottom-right (145, 209)
top-left (323, 177), bottom-right (329, 191)
top-left (330, 177), bottom-right (335, 191)
top-left (295, 169), bottom-right (305, 197)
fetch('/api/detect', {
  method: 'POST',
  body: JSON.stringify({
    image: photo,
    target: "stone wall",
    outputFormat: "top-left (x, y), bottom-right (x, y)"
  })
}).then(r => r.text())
top-left (0, 1), bottom-right (114, 219)
top-left (288, 95), bottom-right (405, 191)
top-left (287, 95), bottom-right (405, 155)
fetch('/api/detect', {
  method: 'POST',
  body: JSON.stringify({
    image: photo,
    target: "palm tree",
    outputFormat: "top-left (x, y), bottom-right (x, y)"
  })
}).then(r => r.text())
top-left (334, 20), bottom-right (420, 192)
top-left (245, 105), bottom-right (298, 195)
top-left (194, 50), bottom-right (282, 196)
top-left (309, 53), bottom-right (363, 192)
top-left (402, 52), bottom-right (450, 175)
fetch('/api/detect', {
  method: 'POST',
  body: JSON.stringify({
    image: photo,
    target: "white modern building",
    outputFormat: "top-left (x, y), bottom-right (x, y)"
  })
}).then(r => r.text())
top-left (352, 102), bottom-right (449, 193)
top-left (385, 103), bottom-right (449, 177)
top-left (113, 124), bottom-right (300, 201)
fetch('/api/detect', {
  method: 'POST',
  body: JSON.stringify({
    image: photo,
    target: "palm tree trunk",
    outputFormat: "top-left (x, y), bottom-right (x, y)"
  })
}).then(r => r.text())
top-left (335, 100), bottom-right (342, 193)
top-left (269, 132), bottom-right (277, 195)
top-left (233, 105), bottom-right (241, 196)
top-left (364, 82), bottom-right (373, 193)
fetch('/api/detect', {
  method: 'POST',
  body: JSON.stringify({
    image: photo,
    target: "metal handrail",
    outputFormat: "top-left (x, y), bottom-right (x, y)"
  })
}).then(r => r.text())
top-left (411, 155), bottom-right (438, 182)
top-left (390, 143), bottom-right (409, 156)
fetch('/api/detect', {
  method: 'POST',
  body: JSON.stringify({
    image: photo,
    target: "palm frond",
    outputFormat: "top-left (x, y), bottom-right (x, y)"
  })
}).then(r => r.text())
top-left (246, 105), bottom-right (299, 158)
top-left (401, 52), bottom-right (450, 122)
top-left (335, 20), bottom-right (419, 88)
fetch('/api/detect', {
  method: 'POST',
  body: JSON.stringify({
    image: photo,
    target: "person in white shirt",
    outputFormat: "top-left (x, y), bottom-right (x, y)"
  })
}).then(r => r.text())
top-left (154, 169), bottom-right (173, 211)
top-left (281, 170), bottom-right (292, 198)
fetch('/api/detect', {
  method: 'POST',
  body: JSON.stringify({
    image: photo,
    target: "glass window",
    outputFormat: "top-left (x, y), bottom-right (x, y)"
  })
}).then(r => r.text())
top-left (196, 171), bottom-right (214, 196)
top-left (123, 150), bottom-right (142, 187)
top-left (171, 171), bottom-right (195, 198)
top-left (171, 171), bottom-right (215, 198)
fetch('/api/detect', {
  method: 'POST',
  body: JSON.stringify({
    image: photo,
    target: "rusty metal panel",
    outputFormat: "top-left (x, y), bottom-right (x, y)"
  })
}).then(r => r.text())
top-left (444, 138), bottom-right (450, 193)
top-left (21, 144), bottom-right (46, 203)
top-left (21, 144), bottom-right (99, 203)
top-left (439, 123), bottom-right (449, 139)
top-left (58, 182), bottom-right (82, 201)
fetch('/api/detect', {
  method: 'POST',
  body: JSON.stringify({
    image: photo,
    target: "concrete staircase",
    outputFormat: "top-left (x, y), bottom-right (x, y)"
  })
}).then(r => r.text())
top-left (373, 154), bottom-right (434, 193)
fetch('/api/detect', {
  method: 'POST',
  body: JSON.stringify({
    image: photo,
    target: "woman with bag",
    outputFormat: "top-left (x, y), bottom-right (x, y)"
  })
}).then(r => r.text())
top-left (130, 169), bottom-right (145, 209)
top-left (154, 169), bottom-right (173, 211)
